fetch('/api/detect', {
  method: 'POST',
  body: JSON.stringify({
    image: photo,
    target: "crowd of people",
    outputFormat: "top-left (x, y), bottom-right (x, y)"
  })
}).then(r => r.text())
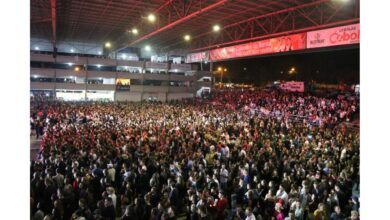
top-left (30, 88), bottom-right (359, 220)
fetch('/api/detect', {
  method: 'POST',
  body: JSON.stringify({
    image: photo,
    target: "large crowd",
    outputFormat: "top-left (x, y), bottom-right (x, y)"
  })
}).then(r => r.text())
top-left (30, 88), bottom-right (359, 220)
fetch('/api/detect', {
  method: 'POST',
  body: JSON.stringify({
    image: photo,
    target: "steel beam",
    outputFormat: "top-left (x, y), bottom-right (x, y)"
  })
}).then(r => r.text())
top-left (128, 0), bottom-right (228, 46)
top-left (50, 0), bottom-right (56, 46)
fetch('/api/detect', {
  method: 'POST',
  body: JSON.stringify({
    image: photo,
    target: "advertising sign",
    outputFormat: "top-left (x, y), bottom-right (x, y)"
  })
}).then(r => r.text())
top-left (116, 78), bottom-right (130, 91)
top-left (185, 51), bottom-right (209, 63)
top-left (209, 33), bottom-right (306, 61)
top-left (279, 81), bottom-right (304, 92)
top-left (307, 23), bottom-right (360, 48)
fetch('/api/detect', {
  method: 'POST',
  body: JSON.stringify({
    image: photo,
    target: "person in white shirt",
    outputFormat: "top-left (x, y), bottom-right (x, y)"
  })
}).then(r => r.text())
top-left (219, 164), bottom-right (229, 190)
top-left (245, 207), bottom-right (257, 220)
top-left (276, 185), bottom-right (289, 206)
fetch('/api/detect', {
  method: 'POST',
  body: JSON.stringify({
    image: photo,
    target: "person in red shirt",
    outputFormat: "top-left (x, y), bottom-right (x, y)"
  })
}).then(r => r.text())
top-left (216, 191), bottom-right (229, 220)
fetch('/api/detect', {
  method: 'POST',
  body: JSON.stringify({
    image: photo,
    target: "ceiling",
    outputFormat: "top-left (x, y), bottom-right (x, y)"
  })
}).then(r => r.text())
top-left (31, 0), bottom-right (359, 53)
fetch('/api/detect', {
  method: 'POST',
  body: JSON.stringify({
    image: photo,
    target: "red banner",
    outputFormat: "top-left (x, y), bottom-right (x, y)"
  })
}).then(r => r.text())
top-left (209, 33), bottom-right (306, 61)
top-left (307, 23), bottom-right (360, 49)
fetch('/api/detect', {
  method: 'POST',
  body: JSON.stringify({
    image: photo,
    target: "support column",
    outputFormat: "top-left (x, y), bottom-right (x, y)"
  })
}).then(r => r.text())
top-left (85, 61), bottom-right (88, 101)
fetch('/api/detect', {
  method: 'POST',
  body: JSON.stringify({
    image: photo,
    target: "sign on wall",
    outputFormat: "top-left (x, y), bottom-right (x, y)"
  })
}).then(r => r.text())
top-left (307, 23), bottom-right (360, 49)
top-left (116, 78), bottom-right (130, 91)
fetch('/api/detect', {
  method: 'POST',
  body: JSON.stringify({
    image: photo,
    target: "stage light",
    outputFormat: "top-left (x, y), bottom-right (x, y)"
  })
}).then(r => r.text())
top-left (34, 46), bottom-right (39, 50)
top-left (132, 28), bottom-right (139, 35)
top-left (70, 48), bottom-right (74, 53)
top-left (145, 45), bottom-right (151, 51)
top-left (148, 14), bottom-right (156, 22)
top-left (75, 67), bottom-right (80, 71)
top-left (184, 35), bottom-right (191, 41)
top-left (213, 25), bottom-right (221, 32)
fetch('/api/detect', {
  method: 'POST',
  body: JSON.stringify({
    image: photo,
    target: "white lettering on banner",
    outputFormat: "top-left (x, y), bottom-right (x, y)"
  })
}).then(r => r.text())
top-left (280, 81), bottom-right (304, 92)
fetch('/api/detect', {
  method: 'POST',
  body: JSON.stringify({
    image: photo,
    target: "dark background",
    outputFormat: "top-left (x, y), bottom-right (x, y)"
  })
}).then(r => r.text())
top-left (206, 47), bottom-right (359, 86)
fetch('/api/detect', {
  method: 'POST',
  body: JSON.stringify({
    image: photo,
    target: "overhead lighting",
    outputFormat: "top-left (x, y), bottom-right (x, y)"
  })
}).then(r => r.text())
top-left (34, 46), bottom-right (39, 50)
top-left (131, 28), bottom-right (139, 35)
top-left (224, 68), bottom-right (227, 72)
top-left (145, 45), bottom-right (151, 51)
top-left (97, 64), bottom-right (101, 68)
top-left (213, 25), bottom-right (221, 32)
top-left (184, 34), bottom-right (191, 41)
top-left (218, 67), bottom-right (222, 71)
top-left (68, 63), bottom-right (73, 66)
top-left (105, 42), bottom-right (111, 48)
top-left (75, 67), bottom-right (80, 71)
top-left (147, 14), bottom-right (156, 22)
top-left (70, 48), bottom-right (75, 53)
top-left (98, 51), bottom-right (102, 55)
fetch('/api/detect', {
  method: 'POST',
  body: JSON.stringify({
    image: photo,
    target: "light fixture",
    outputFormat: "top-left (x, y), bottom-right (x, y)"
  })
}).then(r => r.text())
top-left (213, 25), bottom-right (221, 32)
top-left (97, 64), bottom-right (101, 68)
top-left (131, 28), bottom-right (139, 35)
top-left (98, 51), bottom-right (102, 55)
top-left (99, 77), bottom-right (102, 80)
top-left (224, 68), bottom-right (227, 72)
top-left (70, 49), bottom-right (75, 53)
top-left (121, 54), bottom-right (126, 59)
top-left (33, 75), bottom-right (38, 78)
top-left (145, 45), bottom-right (151, 51)
top-left (184, 35), bottom-right (191, 41)
top-left (105, 42), bottom-right (111, 48)
top-left (218, 67), bottom-right (222, 71)
top-left (34, 46), bottom-right (39, 50)
top-left (75, 67), bottom-right (80, 71)
top-left (68, 63), bottom-right (73, 66)
top-left (147, 14), bottom-right (156, 22)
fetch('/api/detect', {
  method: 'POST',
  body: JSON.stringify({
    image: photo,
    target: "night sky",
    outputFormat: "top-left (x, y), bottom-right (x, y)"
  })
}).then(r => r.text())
top-left (202, 47), bottom-right (359, 86)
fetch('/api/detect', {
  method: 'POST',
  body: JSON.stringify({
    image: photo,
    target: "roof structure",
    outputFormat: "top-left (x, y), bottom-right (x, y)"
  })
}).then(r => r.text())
top-left (31, 0), bottom-right (359, 53)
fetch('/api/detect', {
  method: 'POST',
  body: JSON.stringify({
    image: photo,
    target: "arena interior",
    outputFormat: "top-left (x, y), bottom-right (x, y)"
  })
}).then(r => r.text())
top-left (30, 0), bottom-right (360, 219)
